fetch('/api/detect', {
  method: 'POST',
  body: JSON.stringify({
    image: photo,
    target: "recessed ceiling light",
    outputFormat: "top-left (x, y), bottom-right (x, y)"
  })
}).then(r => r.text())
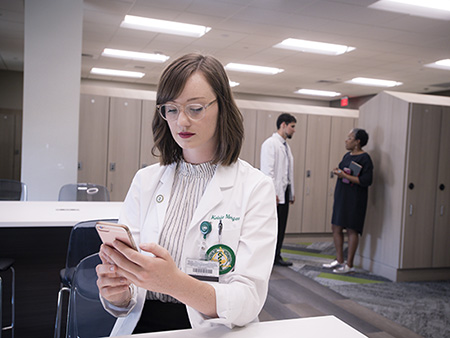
top-left (120, 15), bottom-right (211, 37)
top-left (90, 68), bottom-right (145, 78)
top-left (102, 48), bottom-right (169, 63)
top-left (225, 63), bottom-right (284, 75)
top-left (369, 0), bottom-right (450, 20)
top-left (274, 38), bottom-right (355, 55)
top-left (425, 59), bottom-right (450, 70)
top-left (294, 89), bottom-right (342, 97)
top-left (347, 77), bottom-right (403, 87)
top-left (229, 81), bottom-right (240, 87)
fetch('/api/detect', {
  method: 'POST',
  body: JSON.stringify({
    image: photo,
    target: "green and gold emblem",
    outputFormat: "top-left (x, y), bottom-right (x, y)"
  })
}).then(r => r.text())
top-left (206, 244), bottom-right (235, 275)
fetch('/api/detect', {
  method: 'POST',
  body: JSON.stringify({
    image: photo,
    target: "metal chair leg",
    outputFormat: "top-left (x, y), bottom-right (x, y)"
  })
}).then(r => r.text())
top-left (54, 286), bottom-right (70, 338)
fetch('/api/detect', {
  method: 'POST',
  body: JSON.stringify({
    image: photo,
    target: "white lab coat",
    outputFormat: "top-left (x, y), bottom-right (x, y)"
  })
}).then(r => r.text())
top-left (260, 133), bottom-right (295, 204)
top-left (103, 159), bottom-right (277, 336)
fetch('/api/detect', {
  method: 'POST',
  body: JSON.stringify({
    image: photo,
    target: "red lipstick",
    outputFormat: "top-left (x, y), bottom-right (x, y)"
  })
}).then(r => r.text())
top-left (179, 132), bottom-right (195, 139)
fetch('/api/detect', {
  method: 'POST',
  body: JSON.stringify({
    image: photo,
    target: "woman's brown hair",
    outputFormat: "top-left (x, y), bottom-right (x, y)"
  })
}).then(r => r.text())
top-left (151, 53), bottom-right (243, 166)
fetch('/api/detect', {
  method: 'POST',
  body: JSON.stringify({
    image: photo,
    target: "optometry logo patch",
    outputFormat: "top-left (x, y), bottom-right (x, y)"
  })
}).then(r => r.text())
top-left (206, 244), bottom-right (235, 275)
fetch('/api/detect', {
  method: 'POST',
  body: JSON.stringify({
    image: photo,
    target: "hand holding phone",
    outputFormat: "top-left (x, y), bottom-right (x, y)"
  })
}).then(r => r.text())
top-left (96, 221), bottom-right (138, 250)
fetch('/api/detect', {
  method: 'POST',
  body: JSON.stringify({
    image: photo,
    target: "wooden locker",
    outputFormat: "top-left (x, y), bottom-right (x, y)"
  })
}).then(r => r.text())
top-left (239, 109), bottom-right (258, 166)
top-left (254, 110), bottom-right (278, 170)
top-left (285, 113), bottom-right (307, 234)
top-left (401, 104), bottom-right (441, 268)
top-left (140, 100), bottom-right (158, 169)
top-left (302, 115), bottom-right (331, 233)
top-left (359, 91), bottom-right (450, 282)
top-left (433, 108), bottom-right (450, 267)
top-left (78, 94), bottom-right (109, 186)
top-left (107, 98), bottom-right (142, 201)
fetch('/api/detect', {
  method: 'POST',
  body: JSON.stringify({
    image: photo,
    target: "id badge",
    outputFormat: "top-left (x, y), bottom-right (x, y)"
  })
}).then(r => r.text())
top-left (186, 258), bottom-right (219, 282)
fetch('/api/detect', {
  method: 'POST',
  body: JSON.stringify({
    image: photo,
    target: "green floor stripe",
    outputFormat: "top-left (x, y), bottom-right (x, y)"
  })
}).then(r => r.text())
top-left (317, 272), bottom-right (384, 284)
top-left (281, 248), bottom-right (335, 259)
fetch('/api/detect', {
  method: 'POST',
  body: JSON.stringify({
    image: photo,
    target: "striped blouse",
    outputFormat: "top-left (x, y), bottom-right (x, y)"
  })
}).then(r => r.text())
top-left (147, 160), bottom-right (217, 303)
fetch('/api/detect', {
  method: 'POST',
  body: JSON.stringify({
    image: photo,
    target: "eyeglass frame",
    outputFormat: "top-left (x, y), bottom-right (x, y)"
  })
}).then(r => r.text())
top-left (157, 99), bottom-right (217, 121)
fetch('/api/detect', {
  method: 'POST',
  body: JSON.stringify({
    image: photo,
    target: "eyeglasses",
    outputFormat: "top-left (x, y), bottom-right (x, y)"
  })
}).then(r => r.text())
top-left (158, 99), bottom-right (217, 121)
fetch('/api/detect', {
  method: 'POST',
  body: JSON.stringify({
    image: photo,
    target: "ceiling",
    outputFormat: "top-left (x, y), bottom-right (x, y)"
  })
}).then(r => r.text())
top-left (1, 0), bottom-right (450, 102)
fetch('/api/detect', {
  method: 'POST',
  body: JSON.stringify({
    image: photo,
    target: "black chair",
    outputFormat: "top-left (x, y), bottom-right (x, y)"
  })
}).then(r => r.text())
top-left (0, 258), bottom-right (15, 338)
top-left (58, 183), bottom-right (110, 201)
top-left (66, 253), bottom-right (116, 338)
top-left (0, 179), bottom-right (27, 201)
top-left (54, 219), bottom-right (117, 338)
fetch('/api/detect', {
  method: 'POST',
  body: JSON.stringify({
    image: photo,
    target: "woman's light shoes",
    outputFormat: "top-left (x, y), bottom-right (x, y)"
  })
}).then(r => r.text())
top-left (322, 260), bottom-right (342, 269)
top-left (333, 264), bottom-right (355, 274)
top-left (322, 260), bottom-right (355, 274)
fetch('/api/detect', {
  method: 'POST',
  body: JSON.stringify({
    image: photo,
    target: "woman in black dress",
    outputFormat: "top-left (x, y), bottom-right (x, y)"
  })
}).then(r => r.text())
top-left (323, 128), bottom-right (373, 274)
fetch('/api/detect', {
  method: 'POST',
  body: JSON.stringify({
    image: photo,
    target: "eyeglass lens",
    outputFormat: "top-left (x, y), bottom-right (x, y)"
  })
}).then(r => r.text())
top-left (160, 103), bottom-right (205, 120)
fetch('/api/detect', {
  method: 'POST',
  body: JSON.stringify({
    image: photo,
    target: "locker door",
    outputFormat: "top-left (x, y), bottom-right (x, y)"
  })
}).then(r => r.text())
top-left (325, 117), bottom-right (357, 232)
top-left (107, 98), bottom-right (142, 201)
top-left (302, 115), bottom-right (331, 233)
top-left (402, 104), bottom-right (441, 268)
top-left (286, 113), bottom-right (307, 233)
top-left (140, 100), bottom-right (158, 169)
top-left (433, 108), bottom-right (450, 267)
top-left (78, 94), bottom-right (109, 186)
top-left (240, 109), bottom-right (258, 167)
top-left (0, 110), bottom-right (16, 178)
top-left (254, 110), bottom-right (278, 170)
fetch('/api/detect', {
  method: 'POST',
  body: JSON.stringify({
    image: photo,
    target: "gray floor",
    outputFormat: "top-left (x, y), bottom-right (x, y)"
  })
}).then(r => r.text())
top-left (260, 242), bottom-right (450, 338)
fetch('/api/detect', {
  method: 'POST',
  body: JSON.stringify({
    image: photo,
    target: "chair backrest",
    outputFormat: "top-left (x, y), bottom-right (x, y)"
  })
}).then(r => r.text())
top-left (0, 179), bottom-right (27, 201)
top-left (65, 219), bottom-right (118, 272)
top-left (58, 183), bottom-right (110, 201)
top-left (67, 253), bottom-right (116, 338)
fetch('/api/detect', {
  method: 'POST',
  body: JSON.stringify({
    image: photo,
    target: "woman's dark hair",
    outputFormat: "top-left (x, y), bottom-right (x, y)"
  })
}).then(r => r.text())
top-left (151, 53), bottom-right (244, 166)
top-left (276, 113), bottom-right (297, 129)
top-left (352, 128), bottom-right (369, 148)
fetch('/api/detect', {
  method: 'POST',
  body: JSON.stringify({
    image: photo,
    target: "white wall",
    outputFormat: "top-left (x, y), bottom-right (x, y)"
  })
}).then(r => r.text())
top-left (21, 0), bottom-right (83, 200)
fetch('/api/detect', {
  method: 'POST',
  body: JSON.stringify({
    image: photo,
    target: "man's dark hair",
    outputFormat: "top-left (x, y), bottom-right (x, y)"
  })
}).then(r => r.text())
top-left (276, 113), bottom-right (297, 129)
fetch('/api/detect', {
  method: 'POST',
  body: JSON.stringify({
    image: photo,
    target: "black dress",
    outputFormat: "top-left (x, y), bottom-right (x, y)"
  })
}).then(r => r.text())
top-left (331, 152), bottom-right (373, 234)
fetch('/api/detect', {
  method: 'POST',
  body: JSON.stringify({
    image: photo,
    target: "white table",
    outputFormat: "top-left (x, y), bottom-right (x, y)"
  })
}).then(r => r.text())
top-left (0, 201), bottom-right (123, 227)
top-left (117, 316), bottom-right (368, 338)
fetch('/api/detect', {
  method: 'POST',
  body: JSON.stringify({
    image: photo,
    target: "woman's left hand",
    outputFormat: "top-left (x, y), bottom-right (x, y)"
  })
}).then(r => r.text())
top-left (106, 240), bottom-right (182, 296)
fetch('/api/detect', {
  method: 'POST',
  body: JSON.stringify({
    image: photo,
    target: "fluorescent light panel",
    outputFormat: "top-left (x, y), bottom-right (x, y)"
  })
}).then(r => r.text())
top-left (90, 67), bottom-right (145, 78)
top-left (274, 38), bottom-right (355, 55)
top-left (102, 48), bottom-right (169, 63)
top-left (295, 89), bottom-right (341, 97)
top-left (229, 81), bottom-right (240, 87)
top-left (425, 59), bottom-right (450, 70)
top-left (225, 63), bottom-right (284, 75)
top-left (121, 15), bottom-right (211, 37)
top-left (347, 77), bottom-right (402, 87)
top-left (369, 0), bottom-right (450, 20)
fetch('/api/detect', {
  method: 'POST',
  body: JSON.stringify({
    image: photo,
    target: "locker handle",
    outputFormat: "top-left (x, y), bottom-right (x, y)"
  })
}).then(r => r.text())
top-left (306, 170), bottom-right (311, 178)
top-left (439, 184), bottom-right (445, 191)
top-left (78, 162), bottom-right (82, 170)
top-left (409, 204), bottom-right (413, 216)
top-left (330, 171), bottom-right (334, 178)
top-left (441, 205), bottom-right (444, 216)
top-left (110, 162), bottom-right (116, 171)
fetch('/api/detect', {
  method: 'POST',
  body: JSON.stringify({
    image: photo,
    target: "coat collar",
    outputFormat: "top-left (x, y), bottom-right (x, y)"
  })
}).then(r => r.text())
top-left (156, 161), bottom-right (237, 233)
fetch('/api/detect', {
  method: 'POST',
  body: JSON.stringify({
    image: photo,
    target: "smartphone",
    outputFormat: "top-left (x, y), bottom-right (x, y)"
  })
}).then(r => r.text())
top-left (96, 221), bottom-right (138, 250)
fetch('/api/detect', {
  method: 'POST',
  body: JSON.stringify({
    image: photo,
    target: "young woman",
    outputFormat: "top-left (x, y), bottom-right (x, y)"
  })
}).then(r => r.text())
top-left (96, 53), bottom-right (277, 336)
top-left (323, 128), bottom-right (373, 274)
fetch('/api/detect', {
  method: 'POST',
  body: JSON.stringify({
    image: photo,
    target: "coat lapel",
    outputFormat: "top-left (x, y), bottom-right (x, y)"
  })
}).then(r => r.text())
top-left (188, 164), bottom-right (235, 233)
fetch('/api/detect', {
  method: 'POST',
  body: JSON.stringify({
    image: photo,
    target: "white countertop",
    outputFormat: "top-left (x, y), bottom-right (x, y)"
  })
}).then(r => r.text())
top-left (116, 316), bottom-right (367, 338)
top-left (0, 201), bottom-right (123, 227)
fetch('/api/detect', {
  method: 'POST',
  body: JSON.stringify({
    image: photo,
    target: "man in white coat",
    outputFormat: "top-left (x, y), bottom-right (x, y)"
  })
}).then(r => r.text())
top-left (260, 113), bottom-right (296, 266)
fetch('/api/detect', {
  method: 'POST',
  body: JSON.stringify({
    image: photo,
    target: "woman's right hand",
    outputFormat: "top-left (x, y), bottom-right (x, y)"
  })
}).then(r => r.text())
top-left (96, 244), bottom-right (132, 307)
